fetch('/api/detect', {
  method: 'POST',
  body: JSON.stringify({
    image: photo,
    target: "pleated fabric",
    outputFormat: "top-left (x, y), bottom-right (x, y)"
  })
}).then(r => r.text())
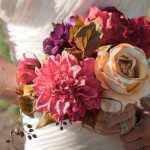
top-left (23, 112), bottom-right (125, 150)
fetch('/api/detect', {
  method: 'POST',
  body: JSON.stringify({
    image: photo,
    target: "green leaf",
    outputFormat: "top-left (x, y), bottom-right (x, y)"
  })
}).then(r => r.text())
top-left (36, 112), bottom-right (55, 129)
top-left (0, 25), bottom-right (12, 61)
top-left (74, 20), bottom-right (103, 57)
top-left (17, 96), bottom-right (34, 118)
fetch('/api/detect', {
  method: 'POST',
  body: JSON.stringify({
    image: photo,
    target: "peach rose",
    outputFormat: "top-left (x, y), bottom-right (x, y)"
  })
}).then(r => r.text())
top-left (95, 43), bottom-right (150, 112)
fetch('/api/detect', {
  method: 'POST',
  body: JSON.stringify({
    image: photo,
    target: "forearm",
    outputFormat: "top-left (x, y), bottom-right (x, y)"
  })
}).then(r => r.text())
top-left (0, 56), bottom-right (17, 104)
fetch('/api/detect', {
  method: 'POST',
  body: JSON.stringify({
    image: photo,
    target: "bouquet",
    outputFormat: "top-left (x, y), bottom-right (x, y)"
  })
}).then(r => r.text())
top-left (15, 6), bottom-right (150, 135)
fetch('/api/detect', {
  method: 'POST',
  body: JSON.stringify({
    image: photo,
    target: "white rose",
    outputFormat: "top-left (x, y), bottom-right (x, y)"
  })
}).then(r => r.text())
top-left (95, 43), bottom-right (150, 112)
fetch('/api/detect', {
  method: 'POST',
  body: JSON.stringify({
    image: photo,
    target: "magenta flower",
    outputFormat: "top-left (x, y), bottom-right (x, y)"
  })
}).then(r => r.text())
top-left (33, 52), bottom-right (102, 122)
top-left (16, 54), bottom-right (41, 85)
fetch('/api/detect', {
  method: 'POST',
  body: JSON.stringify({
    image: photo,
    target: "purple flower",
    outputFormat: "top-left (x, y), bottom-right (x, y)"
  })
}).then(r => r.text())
top-left (68, 16), bottom-right (76, 25)
top-left (43, 23), bottom-right (71, 55)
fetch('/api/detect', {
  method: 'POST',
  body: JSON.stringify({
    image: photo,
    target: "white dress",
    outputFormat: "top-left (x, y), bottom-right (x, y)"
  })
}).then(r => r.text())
top-left (0, 0), bottom-right (149, 150)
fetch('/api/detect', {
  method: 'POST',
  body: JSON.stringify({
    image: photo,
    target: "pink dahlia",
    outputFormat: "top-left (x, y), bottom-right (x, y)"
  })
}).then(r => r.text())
top-left (33, 51), bottom-right (102, 122)
top-left (17, 54), bottom-right (41, 85)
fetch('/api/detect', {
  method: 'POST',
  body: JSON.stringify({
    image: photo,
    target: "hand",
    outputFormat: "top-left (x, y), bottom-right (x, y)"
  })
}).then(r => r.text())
top-left (95, 104), bottom-right (136, 136)
top-left (120, 115), bottom-right (150, 150)
top-left (120, 97), bottom-right (150, 150)
top-left (0, 56), bottom-right (17, 103)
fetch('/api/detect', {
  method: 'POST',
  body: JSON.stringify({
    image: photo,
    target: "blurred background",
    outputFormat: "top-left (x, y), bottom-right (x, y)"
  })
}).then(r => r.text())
top-left (0, 25), bottom-right (24, 150)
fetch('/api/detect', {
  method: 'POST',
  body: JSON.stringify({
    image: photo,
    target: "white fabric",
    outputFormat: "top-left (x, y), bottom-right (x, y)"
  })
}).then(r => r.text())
top-left (0, 0), bottom-right (149, 150)
top-left (23, 112), bottom-right (124, 150)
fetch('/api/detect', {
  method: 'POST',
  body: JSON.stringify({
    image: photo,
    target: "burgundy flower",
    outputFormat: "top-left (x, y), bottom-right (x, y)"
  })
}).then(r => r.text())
top-left (16, 54), bottom-right (41, 85)
top-left (33, 52), bottom-right (102, 123)
top-left (85, 6), bottom-right (150, 58)
top-left (85, 6), bottom-right (131, 45)
top-left (102, 7), bottom-right (124, 17)
top-left (128, 16), bottom-right (150, 58)
top-left (43, 23), bottom-right (71, 55)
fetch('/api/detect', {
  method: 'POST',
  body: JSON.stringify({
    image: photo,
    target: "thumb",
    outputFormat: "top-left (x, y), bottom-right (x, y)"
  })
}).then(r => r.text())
top-left (140, 97), bottom-right (150, 112)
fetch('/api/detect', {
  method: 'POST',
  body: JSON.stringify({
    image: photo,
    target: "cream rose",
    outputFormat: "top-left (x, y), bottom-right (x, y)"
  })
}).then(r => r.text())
top-left (95, 43), bottom-right (150, 112)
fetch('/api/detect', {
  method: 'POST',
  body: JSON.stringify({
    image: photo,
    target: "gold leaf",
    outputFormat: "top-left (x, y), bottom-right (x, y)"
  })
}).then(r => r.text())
top-left (96, 45), bottom-right (113, 53)
top-left (23, 85), bottom-right (33, 96)
top-left (69, 16), bottom-right (84, 39)
top-left (16, 84), bottom-right (33, 96)
top-left (65, 48), bottom-right (85, 60)
top-left (52, 22), bottom-right (56, 27)
top-left (36, 112), bottom-right (55, 129)
top-left (74, 20), bottom-right (103, 56)
top-left (17, 96), bottom-right (34, 118)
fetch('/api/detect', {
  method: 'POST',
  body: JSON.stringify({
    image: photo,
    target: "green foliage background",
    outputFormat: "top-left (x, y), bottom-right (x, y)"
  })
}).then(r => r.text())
top-left (0, 25), bottom-right (11, 61)
top-left (0, 25), bottom-right (18, 115)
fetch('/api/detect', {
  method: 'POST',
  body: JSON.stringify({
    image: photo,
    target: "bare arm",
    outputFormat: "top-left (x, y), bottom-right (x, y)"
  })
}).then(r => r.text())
top-left (0, 56), bottom-right (17, 104)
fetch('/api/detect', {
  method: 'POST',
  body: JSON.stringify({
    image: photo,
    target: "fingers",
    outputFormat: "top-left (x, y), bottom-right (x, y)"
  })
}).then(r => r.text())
top-left (105, 104), bottom-right (136, 128)
top-left (144, 146), bottom-right (150, 150)
top-left (121, 119), bottom-right (150, 150)
top-left (120, 115), bottom-right (137, 134)
top-left (94, 104), bottom-right (136, 136)
top-left (140, 97), bottom-right (150, 112)
top-left (123, 137), bottom-right (150, 150)
top-left (95, 111), bottom-right (120, 135)
top-left (120, 119), bottom-right (149, 143)
top-left (95, 115), bottom-right (136, 136)
top-left (120, 126), bottom-right (143, 143)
